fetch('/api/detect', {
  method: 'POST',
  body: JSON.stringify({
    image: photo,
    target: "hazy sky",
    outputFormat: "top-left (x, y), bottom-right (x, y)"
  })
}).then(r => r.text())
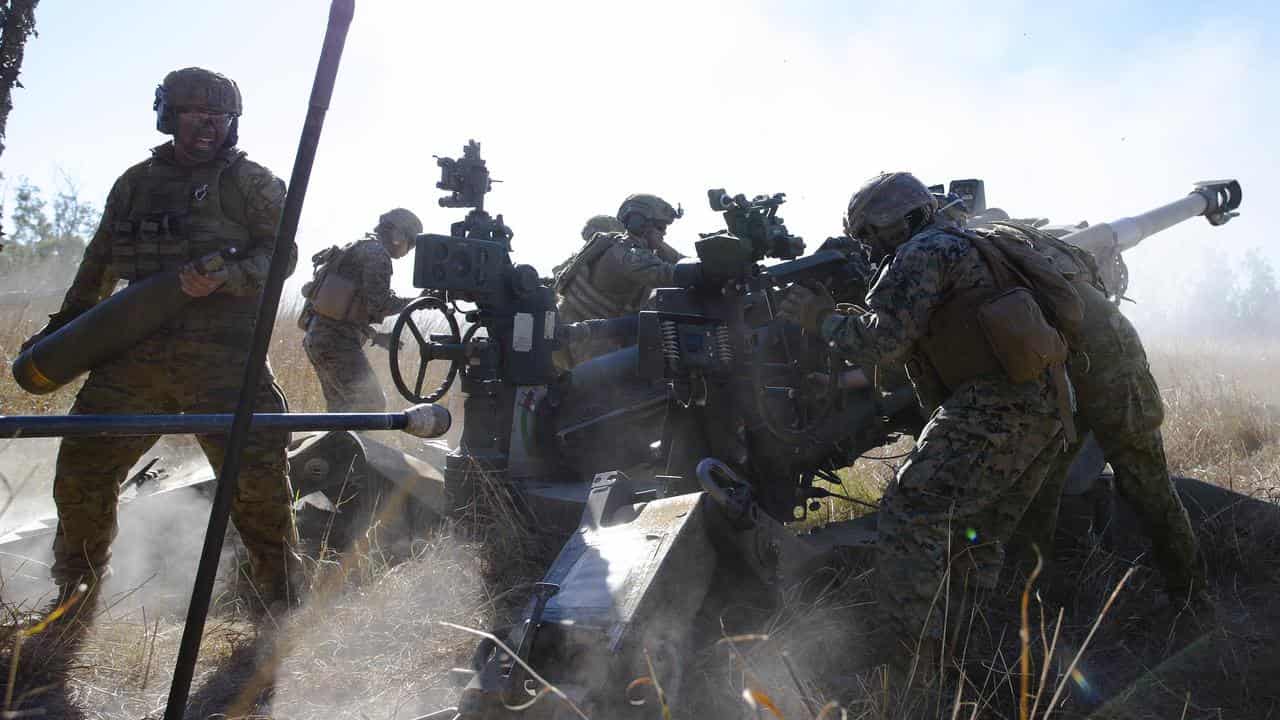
top-left (3, 0), bottom-right (1277, 331)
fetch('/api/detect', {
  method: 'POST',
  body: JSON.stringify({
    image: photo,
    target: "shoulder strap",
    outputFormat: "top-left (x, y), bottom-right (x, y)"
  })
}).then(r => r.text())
top-left (993, 221), bottom-right (1107, 293)
top-left (554, 232), bottom-right (621, 293)
top-left (965, 226), bottom-right (1085, 344)
top-left (215, 152), bottom-right (250, 227)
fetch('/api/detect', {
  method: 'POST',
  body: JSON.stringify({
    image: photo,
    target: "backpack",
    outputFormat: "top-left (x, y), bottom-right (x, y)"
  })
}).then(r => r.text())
top-left (963, 226), bottom-right (1086, 347)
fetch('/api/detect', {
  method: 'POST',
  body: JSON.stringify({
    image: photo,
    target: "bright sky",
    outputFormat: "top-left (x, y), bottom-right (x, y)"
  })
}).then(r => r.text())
top-left (3, 0), bottom-right (1278, 332)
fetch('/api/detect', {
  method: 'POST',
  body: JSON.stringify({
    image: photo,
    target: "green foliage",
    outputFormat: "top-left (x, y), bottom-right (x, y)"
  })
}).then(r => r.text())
top-left (9, 177), bottom-right (49, 245)
top-left (0, 173), bottom-right (96, 281)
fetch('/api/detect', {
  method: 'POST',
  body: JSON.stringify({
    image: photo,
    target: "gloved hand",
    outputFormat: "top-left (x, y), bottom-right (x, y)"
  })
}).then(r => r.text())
top-left (20, 308), bottom-right (84, 352)
top-left (778, 281), bottom-right (835, 334)
top-left (818, 236), bottom-right (863, 256)
top-left (370, 331), bottom-right (402, 351)
top-left (179, 253), bottom-right (229, 297)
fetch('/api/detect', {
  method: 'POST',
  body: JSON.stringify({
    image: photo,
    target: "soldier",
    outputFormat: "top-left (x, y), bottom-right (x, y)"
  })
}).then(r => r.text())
top-left (300, 208), bottom-right (422, 412)
top-left (998, 222), bottom-right (1205, 600)
top-left (580, 214), bottom-right (626, 244)
top-left (29, 68), bottom-right (298, 609)
top-left (553, 194), bottom-right (683, 367)
top-left (779, 172), bottom-right (1067, 685)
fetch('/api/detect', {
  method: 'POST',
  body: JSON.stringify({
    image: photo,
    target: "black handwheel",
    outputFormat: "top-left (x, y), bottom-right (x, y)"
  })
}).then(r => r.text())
top-left (750, 319), bottom-right (839, 445)
top-left (390, 295), bottom-right (462, 404)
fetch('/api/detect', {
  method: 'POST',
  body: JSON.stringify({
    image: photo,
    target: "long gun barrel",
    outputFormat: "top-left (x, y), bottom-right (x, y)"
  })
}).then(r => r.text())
top-left (1063, 180), bottom-right (1241, 255)
top-left (0, 404), bottom-right (451, 439)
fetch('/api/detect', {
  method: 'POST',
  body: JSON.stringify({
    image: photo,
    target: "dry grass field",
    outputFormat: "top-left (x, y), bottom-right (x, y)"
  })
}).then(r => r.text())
top-left (1, 275), bottom-right (1278, 719)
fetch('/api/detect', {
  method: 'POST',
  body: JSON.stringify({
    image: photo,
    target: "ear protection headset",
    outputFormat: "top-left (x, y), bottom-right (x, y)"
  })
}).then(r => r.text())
top-left (153, 82), bottom-right (240, 147)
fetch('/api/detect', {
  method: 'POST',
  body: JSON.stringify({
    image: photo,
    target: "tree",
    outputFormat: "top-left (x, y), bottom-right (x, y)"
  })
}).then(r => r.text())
top-left (9, 175), bottom-right (48, 245)
top-left (0, 174), bottom-right (95, 283)
top-left (0, 0), bottom-right (39, 161)
top-left (1234, 249), bottom-right (1280, 335)
top-left (0, 0), bottom-right (40, 245)
top-left (49, 170), bottom-right (95, 258)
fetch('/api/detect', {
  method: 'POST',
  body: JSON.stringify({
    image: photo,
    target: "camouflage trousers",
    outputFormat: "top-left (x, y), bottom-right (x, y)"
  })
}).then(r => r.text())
top-left (1021, 413), bottom-right (1202, 593)
top-left (875, 379), bottom-right (1062, 668)
top-left (1019, 304), bottom-right (1202, 593)
top-left (51, 323), bottom-right (298, 601)
top-left (303, 318), bottom-right (387, 413)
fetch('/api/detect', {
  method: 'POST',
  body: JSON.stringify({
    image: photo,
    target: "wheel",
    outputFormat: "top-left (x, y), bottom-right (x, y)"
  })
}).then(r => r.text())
top-left (389, 295), bottom-right (462, 403)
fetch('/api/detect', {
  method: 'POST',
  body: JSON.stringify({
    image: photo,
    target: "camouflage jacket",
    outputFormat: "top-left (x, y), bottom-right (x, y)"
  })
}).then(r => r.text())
top-left (58, 142), bottom-right (291, 316)
top-left (555, 231), bottom-right (683, 322)
top-left (303, 235), bottom-right (415, 334)
top-left (820, 224), bottom-right (1052, 410)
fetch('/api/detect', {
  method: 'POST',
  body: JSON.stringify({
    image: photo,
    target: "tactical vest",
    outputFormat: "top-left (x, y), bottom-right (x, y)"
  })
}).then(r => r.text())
top-left (109, 149), bottom-right (251, 282)
top-left (301, 237), bottom-right (375, 326)
top-left (916, 226), bottom-right (1079, 440)
top-left (917, 227), bottom-right (1080, 380)
top-left (554, 232), bottom-right (648, 322)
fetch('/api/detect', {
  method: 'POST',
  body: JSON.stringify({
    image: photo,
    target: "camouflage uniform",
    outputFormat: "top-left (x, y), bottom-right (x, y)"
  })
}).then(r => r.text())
top-left (554, 197), bottom-right (683, 368)
top-left (50, 139), bottom-right (298, 600)
top-left (818, 222), bottom-right (1063, 668)
top-left (1015, 230), bottom-right (1202, 592)
top-left (302, 235), bottom-right (415, 412)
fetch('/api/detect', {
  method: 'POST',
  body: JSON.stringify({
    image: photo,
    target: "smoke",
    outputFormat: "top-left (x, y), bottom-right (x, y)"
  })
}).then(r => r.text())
top-left (5, 1), bottom-right (1274, 336)
top-left (0, 436), bottom-right (234, 615)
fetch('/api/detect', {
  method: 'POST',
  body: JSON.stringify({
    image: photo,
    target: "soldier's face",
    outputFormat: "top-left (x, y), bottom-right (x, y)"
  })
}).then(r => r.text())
top-left (391, 230), bottom-right (413, 259)
top-left (640, 220), bottom-right (669, 247)
top-left (174, 108), bottom-right (232, 165)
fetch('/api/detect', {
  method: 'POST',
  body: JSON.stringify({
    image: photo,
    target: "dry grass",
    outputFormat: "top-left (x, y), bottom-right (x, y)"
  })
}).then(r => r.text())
top-left (3, 260), bottom-right (1279, 719)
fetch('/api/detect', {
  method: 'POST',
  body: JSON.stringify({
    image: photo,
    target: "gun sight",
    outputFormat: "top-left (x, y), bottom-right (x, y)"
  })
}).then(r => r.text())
top-left (435, 139), bottom-right (493, 210)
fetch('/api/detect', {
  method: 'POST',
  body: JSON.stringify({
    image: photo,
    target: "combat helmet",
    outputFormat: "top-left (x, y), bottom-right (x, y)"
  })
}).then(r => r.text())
top-left (375, 208), bottom-right (423, 259)
top-left (617, 194), bottom-right (683, 234)
top-left (581, 214), bottom-right (625, 242)
top-left (378, 208), bottom-right (424, 238)
top-left (843, 172), bottom-right (937, 255)
top-left (154, 67), bottom-right (243, 145)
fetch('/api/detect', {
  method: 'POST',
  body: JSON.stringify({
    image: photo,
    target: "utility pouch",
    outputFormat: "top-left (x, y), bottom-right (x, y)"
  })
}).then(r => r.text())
top-left (310, 272), bottom-right (368, 323)
top-left (976, 287), bottom-right (1069, 384)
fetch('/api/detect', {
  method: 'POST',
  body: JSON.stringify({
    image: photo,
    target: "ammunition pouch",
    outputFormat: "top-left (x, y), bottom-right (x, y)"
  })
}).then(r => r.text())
top-left (110, 150), bottom-right (252, 282)
top-left (920, 287), bottom-right (1067, 389)
top-left (111, 213), bottom-right (191, 280)
top-left (978, 288), bottom-right (1069, 384)
top-left (309, 272), bottom-right (369, 324)
top-left (922, 286), bottom-right (1075, 443)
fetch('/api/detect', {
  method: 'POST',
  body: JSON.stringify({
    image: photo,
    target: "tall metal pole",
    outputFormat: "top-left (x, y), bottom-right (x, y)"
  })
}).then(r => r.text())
top-left (163, 2), bottom-right (355, 717)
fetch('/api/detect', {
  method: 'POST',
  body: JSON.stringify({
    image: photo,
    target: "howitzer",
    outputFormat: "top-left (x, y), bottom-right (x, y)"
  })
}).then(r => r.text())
top-left (931, 178), bottom-right (1243, 300)
top-left (390, 154), bottom-right (916, 717)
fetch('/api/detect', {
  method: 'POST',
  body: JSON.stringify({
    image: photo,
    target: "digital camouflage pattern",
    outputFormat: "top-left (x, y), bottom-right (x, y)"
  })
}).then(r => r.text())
top-left (1017, 263), bottom-right (1202, 592)
top-left (304, 316), bottom-right (388, 412)
top-left (817, 223), bottom-right (1063, 667)
top-left (843, 172), bottom-right (938, 238)
top-left (51, 141), bottom-right (297, 600)
top-left (554, 231), bottom-right (683, 367)
top-left (303, 235), bottom-right (415, 412)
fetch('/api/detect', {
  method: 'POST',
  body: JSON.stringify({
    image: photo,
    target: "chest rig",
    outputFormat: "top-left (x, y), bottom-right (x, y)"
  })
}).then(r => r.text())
top-left (555, 233), bottom-right (647, 322)
top-left (110, 149), bottom-right (251, 281)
